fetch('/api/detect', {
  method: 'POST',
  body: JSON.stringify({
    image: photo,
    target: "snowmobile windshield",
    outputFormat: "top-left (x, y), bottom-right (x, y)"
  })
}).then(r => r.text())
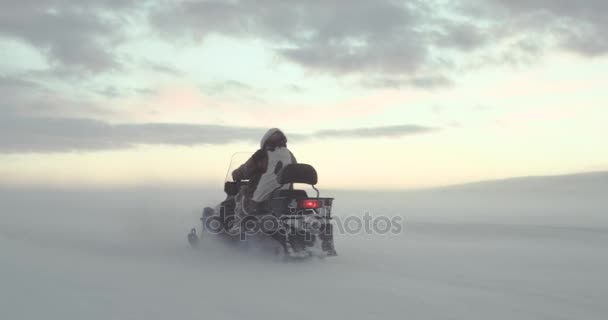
top-left (224, 152), bottom-right (255, 182)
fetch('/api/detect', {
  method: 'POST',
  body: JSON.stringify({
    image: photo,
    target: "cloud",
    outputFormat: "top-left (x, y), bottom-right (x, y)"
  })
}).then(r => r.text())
top-left (0, 115), bottom-right (264, 153)
top-left (139, 59), bottom-right (183, 76)
top-left (362, 74), bottom-right (452, 89)
top-left (149, 0), bottom-right (485, 83)
top-left (0, 75), bottom-right (108, 117)
top-left (460, 0), bottom-right (608, 57)
top-left (305, 125), bottom-right (437, 139)
top-left (4, 0), bottom-right (605, 91)
top-left (94, 86), bottom-right (159, 99)
top-left (0, 0), bottom-right (138, 73)
top-left (0, 75), bottom-right (41, 91)
top-left (149, 0), bottom-right (608, 86)
top-left (202, 80), bottom-right (253, 95)
top-left (0, 115), bottom-right (438, 154)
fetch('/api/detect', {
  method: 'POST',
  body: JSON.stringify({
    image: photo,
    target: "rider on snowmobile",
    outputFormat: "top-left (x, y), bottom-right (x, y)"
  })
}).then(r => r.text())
top-left (231, 128), bottom-right (297, 212)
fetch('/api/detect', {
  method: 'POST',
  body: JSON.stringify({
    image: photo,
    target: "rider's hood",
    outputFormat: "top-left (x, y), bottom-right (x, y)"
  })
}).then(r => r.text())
top-left (260, 128), bottom-right (283, 149)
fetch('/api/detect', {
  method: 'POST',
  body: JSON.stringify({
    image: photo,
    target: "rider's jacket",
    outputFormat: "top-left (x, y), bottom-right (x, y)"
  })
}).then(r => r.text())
top-left (231, 129), bottom-right (297, 202)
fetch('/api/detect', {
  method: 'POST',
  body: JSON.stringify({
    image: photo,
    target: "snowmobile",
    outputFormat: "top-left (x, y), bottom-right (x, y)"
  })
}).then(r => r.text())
top-left (188, 158), bottom-right (337, 259)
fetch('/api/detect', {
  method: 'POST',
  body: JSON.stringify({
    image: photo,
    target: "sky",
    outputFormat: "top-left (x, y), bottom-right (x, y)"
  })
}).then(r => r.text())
top-left (1, 0), bottom-right (607, 189)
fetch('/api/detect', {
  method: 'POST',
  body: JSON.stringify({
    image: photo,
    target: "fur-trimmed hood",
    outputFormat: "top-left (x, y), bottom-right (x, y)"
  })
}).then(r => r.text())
top-left (260, 128), bottom-right (287, 149)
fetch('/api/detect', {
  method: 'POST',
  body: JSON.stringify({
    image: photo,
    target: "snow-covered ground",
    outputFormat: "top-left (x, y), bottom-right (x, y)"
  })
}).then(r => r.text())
top-left (1, 172), bottom-right (607, 320)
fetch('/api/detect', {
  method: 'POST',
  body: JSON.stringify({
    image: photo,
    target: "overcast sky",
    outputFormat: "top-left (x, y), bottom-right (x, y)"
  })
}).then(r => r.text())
top-left (1, 0), bottom-right (607, 188)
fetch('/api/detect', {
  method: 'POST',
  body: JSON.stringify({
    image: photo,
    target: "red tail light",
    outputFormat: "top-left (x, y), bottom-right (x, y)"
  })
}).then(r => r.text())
top-left (300, 199), bottom-right (322, 209)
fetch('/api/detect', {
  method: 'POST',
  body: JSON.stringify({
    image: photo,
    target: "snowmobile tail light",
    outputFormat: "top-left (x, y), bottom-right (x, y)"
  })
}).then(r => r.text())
top-left (301, 199), bottom-right (322, 209)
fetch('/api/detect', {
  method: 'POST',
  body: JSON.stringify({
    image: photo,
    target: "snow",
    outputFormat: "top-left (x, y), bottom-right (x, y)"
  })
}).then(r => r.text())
top-left (1, 173), bottom-right (607, 320)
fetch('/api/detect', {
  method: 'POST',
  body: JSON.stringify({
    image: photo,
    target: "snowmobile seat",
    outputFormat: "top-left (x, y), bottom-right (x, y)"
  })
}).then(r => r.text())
top-left (277, 164), bottom-right (318, 185)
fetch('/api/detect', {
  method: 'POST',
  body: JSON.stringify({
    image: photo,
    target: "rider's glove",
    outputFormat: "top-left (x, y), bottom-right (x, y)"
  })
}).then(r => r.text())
top-left (232, 169), bottom-right (242, 182)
